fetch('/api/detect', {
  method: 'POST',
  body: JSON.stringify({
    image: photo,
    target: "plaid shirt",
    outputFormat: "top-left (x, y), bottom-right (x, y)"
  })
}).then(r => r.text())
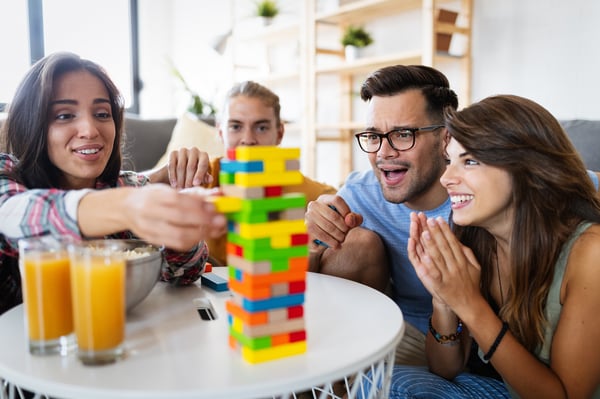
top-left (0, 153), bottom-right (207, 315)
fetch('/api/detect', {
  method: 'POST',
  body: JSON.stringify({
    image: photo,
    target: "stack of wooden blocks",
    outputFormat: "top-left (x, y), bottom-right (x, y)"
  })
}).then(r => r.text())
top-left (211, 146), bottom-right (309, 364)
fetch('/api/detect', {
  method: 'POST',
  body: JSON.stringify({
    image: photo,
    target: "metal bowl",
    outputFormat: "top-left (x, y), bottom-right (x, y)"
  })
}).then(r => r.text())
top-left (84, 239), bottom-right (164, 312)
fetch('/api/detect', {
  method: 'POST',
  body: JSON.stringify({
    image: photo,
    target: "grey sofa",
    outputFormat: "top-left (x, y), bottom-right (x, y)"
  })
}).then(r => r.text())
top-left (121, 114), bottom-right (178, 171)
top-left (559, 120), bottom-right (600, 171)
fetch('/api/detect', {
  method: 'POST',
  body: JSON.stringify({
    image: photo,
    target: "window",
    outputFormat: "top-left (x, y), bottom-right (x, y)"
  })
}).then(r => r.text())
top-left (0, 2), bottom-right (30, 109)
top-left (0, 0), bottom-right (139, 113)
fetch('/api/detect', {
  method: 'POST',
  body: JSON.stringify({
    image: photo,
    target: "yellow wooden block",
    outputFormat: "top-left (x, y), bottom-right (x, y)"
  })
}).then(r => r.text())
top-left (207, 196), bottom-right (242, 213)
top-left (262, 159), bottom-right (286, 173)
top-left (234, 146), bottom-right (300, 161)
top-left (241, 341), bottom-right (307, 364)
top-left (237, 220), bottom-right (306, 239)
top-left (231, 316), bottom-right (244, 332)
top-left (235, 170), bottom-right (303, 187)
top-left (271, 234), bottom-right (291, 248)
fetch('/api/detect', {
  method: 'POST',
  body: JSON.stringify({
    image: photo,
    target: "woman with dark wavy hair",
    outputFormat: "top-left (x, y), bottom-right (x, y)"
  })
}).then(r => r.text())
top-left (375, 94), bottom-right (600, 398)
top-left (0, 52), bottom-right (226, 315)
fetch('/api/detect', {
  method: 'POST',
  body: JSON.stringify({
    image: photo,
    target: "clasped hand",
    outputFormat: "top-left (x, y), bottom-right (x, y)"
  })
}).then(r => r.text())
top-left (407, 212), bottom-right (481, 315)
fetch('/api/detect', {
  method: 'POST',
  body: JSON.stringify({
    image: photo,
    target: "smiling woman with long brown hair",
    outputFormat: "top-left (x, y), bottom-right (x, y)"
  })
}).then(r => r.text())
top-left (0, 52), bottom-right (226, 315)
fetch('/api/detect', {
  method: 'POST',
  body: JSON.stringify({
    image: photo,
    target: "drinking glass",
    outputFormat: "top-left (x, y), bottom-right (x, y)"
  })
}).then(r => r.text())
top-left (19, 235), bottom-right (75, 355)
top-left (68, 240), bottom-right (126, 365)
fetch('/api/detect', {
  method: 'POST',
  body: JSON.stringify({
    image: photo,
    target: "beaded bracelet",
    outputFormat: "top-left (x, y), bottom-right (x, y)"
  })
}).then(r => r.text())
top-left (483, 322), bottom-right (509, 361)
top-left (428, 316), bottom-right (463, 345)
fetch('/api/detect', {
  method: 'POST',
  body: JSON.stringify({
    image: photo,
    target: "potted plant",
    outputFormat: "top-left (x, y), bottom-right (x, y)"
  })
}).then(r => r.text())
top-left (255, 0), bottom-right (279, 25)
top-left (341, 25), bottom-right (374, 61)
top-left (168, 61), bottom-right (216, 118)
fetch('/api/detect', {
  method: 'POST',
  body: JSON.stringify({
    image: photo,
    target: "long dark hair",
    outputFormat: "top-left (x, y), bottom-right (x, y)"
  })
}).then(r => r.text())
top-left (1, 51), bottom-right (125, 188)
top-left (445, 94), bottom-right (600, 351)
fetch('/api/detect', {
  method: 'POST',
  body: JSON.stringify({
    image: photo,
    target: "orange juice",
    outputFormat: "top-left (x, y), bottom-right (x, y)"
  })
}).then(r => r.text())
top-left (71, 257), bottom-right (126, 351)
top-left (22, 255), bottom-right (73, 341)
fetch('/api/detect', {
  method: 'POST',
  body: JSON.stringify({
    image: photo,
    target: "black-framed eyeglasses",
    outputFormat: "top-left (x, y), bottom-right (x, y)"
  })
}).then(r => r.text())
top-left (354, 125), bottom-right (445, 153)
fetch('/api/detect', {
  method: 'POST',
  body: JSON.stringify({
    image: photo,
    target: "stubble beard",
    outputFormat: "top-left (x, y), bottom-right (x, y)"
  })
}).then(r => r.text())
top-left (379, 154), bottom-right (446, 205)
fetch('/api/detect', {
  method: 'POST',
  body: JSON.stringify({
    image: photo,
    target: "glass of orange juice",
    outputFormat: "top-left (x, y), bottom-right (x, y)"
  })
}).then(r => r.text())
top-left (68, 240), bottom-right (126, 365)
top-left (18, 236), bottom-right (75, 355)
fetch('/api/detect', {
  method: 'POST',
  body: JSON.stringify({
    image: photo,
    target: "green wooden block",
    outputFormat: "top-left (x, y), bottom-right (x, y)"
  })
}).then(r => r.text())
top-left (229, 327), bottom-right (272, 350)
top-left (240, 194), bottom-right (306, 213)
top-left (219, 171), bottom-right (235, 185)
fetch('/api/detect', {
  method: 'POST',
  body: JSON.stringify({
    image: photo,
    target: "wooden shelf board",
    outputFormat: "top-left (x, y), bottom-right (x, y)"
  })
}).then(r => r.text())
top-left (256, 70), bottom-right (301, 84)
top-left (316, 121), bottom-right (365, 131)
top-left (316, 0), bottom-right (422, 25)
top-left (316, 51), bottom-right (422, 76)
top-left (233, 22), bottom-right (300, 43)
top-left (436, 22), bottom-right (469, 35)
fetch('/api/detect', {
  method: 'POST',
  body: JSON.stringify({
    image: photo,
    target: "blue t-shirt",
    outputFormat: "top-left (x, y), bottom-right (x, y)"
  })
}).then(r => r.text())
top-left (338, 169), bottom-right (600, 334)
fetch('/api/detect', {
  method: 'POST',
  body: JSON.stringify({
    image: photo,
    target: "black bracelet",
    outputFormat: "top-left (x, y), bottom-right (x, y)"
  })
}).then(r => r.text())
top-left (483, 322), bottom-right (509, 361)
top-left (429, 316), bottom-right (463, 345)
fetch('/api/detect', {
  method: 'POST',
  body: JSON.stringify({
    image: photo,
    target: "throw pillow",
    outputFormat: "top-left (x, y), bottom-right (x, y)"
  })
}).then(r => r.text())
top-left (153, 112), bottom-right (224, 170)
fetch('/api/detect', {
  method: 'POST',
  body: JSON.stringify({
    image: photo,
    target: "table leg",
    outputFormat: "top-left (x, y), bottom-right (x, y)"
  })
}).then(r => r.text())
top-left (1, 377), bottom-right (49, 399)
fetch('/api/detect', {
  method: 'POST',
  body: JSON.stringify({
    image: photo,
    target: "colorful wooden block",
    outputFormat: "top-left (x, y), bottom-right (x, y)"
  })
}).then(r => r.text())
top-left (233, 146), bottom-right (300, 161)
top-left (236, 219), bottom-right (306, 239)
top-left (229, 337), bottom-right (307, 364)
top-left (233, 292), bottom-right (305, 312)
top-left (226, 301), bottom-right (303, 325)
top-left (220, 159), bottom-right (264, 173)
top-left (206, 196), bottom-right (242, 213)
top-left (225, 254), bottom-right (308, 275)
top-left (200, 272), bottom-right (229, 291)
top-left (235, 170), bottom-right (303, 188)
top-left (229, 278), bottom-right (306, 300)
top-left (229, 327), bottom-right (306, 350)
top-left (230, 314), bottom-right (305, 337)
top-left (230, 267), bottom-right (307, 286)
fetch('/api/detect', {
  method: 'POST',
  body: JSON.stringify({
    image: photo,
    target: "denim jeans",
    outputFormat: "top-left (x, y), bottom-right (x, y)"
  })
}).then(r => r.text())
top-left (356, 366), bottom-right (510, 399)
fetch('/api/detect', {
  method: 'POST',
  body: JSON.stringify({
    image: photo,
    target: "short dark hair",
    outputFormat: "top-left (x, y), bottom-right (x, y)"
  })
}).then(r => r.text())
top-left (360, 64), bottom-right (458, 123)
top-left (2, 51), bottom-right (125, 188)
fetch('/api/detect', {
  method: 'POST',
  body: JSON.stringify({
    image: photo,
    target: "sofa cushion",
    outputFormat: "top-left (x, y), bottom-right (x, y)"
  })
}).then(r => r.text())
top-left (560, 120), bottom-right (600, 171)
top-left (122, 115), bottom-right (177, 171)
top-left (153, 112), bottom-right (224, 170)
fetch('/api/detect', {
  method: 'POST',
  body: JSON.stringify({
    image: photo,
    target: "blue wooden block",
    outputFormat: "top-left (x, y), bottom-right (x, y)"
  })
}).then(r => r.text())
top-left (221, 159), bottom-right (264, 173)
top-left (241, 293), bottom-right (305, 312)
top-left (201, 272), bottom-right (229, 292)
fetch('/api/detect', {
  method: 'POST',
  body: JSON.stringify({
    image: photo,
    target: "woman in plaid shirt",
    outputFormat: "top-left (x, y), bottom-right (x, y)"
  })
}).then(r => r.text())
top-left (0, 52), bottom-right (226, 315)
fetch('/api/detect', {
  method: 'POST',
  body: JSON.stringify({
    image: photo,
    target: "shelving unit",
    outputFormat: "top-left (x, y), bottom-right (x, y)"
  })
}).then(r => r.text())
top-left (305, 0), bottom-right (473, 185)
top-left (228, 0), bottom-right (473, 187)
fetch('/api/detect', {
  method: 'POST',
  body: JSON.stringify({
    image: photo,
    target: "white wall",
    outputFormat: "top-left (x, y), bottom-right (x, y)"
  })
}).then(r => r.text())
top-left (471, 0), bottom-right (600, 119)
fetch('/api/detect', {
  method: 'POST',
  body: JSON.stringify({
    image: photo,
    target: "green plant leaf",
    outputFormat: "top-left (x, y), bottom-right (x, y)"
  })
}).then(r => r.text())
top-left (341, 25), bottom-right (374, 48)
top-left (255, 0), bottom-right (279, 18)
top-left (167, 58), bottom-right (217, 117)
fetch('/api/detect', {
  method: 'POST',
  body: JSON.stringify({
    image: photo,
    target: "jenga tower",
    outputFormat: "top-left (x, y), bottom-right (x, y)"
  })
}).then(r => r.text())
top-left (212, 146), bottom-right (308, 364)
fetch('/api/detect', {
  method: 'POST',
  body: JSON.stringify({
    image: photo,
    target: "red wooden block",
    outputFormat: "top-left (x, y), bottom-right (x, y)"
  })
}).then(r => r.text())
top-left (264, 186), bottom-right (282, 197)
top-left (290, 233), bottom-right (309, 246)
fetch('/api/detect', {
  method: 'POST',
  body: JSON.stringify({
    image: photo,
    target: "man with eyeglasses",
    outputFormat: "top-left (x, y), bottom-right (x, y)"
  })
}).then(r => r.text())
top-left (306, 64), bottom-right (600, 368)
top-left (305, 64), bottom-right (459, 366)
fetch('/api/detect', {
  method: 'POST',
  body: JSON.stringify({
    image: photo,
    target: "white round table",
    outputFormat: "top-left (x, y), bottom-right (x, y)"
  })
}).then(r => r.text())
top-left (0, 269), bottom-right (404, 399)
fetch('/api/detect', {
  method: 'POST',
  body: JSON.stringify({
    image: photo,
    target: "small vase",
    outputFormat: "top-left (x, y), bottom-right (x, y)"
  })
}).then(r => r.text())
top-left (345, 45), bottom-right (360, 61)
top-left (260, 16), bottom-right (274, 26)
